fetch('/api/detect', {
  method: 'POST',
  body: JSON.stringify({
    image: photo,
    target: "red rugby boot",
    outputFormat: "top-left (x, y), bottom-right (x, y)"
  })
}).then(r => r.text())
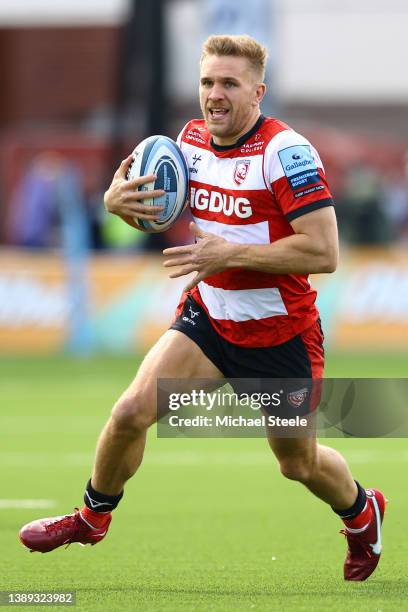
top-left (341, 489), bottom-right (386, 581)
top-left (19, 509), bottom-right (111, 553)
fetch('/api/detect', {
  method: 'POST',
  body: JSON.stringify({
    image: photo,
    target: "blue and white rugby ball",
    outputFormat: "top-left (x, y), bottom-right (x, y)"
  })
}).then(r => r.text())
top-left (126, 135), bottom-right (189, 233)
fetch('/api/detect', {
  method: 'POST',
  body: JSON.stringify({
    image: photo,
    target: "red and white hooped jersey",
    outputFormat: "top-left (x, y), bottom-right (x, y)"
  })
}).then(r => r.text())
top-left (176, 115), bottom-right (334, 348)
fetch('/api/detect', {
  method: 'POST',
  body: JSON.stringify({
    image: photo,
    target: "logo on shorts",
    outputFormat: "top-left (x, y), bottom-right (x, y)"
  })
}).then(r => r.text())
top-left (182, 306), bottom-right (200, 326)
top-left (233, 160), bottom-right (251, 185)
top-left (189, 307), bottom-right (200, 319)
top-left (287, 387), bottom-right (309, 408)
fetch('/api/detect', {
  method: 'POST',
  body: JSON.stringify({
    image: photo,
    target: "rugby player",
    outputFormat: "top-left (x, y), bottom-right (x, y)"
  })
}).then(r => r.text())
top-left (19, 35), bottom-right (385, 581)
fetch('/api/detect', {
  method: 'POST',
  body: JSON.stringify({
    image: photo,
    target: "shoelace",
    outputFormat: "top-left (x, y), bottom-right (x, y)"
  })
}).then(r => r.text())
top-left (44, 508), bottom-right (80, 535)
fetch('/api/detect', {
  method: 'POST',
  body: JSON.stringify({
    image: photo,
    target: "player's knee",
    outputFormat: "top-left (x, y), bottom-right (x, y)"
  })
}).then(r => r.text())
top-left (279, 454), bottom-right (317, 484)
top-left (111, 392), bottom-right (154, 435)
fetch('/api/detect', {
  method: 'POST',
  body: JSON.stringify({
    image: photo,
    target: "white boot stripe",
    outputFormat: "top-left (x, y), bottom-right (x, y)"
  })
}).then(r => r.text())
top-left (369, 495), bottom-right (382, 555)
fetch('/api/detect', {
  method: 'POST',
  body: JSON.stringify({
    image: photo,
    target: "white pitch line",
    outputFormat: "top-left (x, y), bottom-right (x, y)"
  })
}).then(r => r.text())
top-left (0, 499), bottom-right (57, 509)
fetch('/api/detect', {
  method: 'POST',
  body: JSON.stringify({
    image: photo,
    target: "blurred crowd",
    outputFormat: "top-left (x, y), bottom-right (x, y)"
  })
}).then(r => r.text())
top-left (336, 162), bottom-right (408, 245)
top-left (2, 150), bottom-right (408, 253)
top-left (1, 0), bottom-right (407, 255)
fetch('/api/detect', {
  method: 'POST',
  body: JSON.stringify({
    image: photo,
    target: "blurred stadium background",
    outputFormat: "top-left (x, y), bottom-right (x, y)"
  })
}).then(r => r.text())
top-left (1, 1), bottom-right (407, 610)
top-left (0, 0), bottom-right (407, 358)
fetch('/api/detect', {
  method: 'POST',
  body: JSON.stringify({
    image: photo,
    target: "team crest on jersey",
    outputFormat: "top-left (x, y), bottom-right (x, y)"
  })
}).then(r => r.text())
top-left (233, 160), bottom-right (251, 185)
top-left (287, 387), bottom-right (308, 408)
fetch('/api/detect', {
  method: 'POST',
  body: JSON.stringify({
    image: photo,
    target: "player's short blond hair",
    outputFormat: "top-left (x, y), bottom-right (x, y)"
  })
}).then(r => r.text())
top-left (201, 34), bottom-right (268, 82)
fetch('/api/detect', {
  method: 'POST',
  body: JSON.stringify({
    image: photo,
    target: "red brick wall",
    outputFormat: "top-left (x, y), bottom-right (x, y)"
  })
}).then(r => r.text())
top-left (0, 26), bottom-right (120, 123)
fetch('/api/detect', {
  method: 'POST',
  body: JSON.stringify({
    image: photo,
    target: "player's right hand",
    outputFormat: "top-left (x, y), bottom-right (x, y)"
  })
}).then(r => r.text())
top-left (103, 154), bottom-right (165, 221)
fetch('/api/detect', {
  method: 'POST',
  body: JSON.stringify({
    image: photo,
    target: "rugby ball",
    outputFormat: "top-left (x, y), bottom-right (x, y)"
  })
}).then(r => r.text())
top-left (126, 135), bottom-right (189, 232)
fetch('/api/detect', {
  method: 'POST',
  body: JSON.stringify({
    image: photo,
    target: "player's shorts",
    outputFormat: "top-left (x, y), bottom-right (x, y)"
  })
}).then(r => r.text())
top-left (170, 294), bottom-right (324, 415)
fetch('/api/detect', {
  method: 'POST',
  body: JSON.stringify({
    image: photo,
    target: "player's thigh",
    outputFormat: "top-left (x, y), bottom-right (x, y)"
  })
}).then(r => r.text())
top-left (136, 329), bottom-right (223, 381)
top-left (118, 329), bottom-right (223, 422)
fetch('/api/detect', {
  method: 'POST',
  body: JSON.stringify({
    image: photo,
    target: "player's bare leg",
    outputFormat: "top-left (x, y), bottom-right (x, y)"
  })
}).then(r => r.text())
top-left (268, 437), bottom-right (357, 508)
top-left (268, 436), bottom-right (386, 580)
top-left (19, 330), bottom-right (223, 552)
top-left (92, 329), bottom-right (223, 495)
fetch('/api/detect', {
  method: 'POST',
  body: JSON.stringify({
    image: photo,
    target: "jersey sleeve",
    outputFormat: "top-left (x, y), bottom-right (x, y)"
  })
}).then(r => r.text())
top-left (176, 121), bottom-right (191, 149)
top-left (176, 130), bottom-right (183, 148)
top-left (264, 129), bottom-right (334, 222)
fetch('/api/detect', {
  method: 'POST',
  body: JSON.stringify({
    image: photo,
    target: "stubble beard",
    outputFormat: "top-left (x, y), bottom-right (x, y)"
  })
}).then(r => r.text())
top-left (204, 112), bottom-right (236, 141)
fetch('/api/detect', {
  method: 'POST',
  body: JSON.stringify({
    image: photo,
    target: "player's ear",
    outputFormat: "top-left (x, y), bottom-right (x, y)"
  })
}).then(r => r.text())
top-left (254, 83), bottom-right (266, 106)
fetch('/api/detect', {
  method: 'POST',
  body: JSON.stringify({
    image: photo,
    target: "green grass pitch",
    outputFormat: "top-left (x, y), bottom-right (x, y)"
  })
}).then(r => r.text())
top-left (1, 353), bottom-right (408, 611)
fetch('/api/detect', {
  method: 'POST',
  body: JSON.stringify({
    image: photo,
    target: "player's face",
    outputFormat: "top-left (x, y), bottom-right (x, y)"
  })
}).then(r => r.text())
top-left (199, 55), bottom-right (265, 145)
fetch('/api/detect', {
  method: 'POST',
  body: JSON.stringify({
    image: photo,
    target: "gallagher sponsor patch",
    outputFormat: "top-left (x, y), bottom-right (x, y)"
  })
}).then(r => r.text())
top-left (278, 145), bottom-right (320, 192)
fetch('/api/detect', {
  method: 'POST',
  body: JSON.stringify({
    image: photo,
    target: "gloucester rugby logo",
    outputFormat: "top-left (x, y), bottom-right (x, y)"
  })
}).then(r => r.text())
top-left (287, 387), bottom-right (309, 408)
top-left (233, 160), bottom-right (251, 185)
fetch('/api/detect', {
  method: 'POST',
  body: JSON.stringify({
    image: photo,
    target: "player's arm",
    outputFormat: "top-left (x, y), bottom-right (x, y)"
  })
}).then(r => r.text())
top-left (233, 132), bottom-right (339, 274)
top-left (103, 155), bottom-right (165, 230)
top-left (163, 206), bottom-right (338, 291)
top-left (226, 205), bottom-right (339, 274)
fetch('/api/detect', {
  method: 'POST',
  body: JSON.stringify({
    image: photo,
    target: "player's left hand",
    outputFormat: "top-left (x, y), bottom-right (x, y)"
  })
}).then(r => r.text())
top-left (163, 222), bottom-right (233, 291)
